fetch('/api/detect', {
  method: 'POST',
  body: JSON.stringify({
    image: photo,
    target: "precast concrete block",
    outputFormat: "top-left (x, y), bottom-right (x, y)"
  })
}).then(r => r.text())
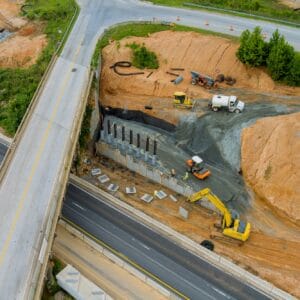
top-left (146, 278), bottom-right (171, 298)
top-left (123, 263), bottom-right (147, 282)
top-left (103, 249), bottom-right (124, 268)
top-left (152, 169), bottom-right (162, 184)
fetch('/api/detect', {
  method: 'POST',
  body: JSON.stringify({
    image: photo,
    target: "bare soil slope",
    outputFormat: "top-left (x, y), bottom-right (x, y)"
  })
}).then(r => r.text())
top-left (241, 112), bottom-right (300, 222)
top-left (101, 30), bottom-right (299, 124)
top-left (0, 0), bottom-right (47, 68)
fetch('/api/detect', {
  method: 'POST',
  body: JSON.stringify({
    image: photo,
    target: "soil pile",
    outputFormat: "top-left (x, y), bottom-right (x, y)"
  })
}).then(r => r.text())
top-left (241, 112), bottom-right (300, 221)
top-left (0, 0), bottom-right (47, 68)
top-left (101, 30), bottom-right (300, 124)
top-left (0, 0), bottom-right (26, 29)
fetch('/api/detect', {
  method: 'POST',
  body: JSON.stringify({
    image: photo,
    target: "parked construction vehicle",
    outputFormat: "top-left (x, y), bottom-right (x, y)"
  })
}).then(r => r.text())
top-left (186, 156), bottom-right (211, 180)
top-left (191, 71), bottom-right (215, 88)
top-left (188, 188), bottom-right (251, 242)
top-left (209, 95), bottom-right (245, 113)
top-left (173, 92), bottom-right (193, 109)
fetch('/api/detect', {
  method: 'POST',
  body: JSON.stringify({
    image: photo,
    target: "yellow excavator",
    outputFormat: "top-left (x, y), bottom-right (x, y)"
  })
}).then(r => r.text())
top-left (188, 188), bottom-right (251, 242)
top-left (173, 92), bottom-right (193, 109)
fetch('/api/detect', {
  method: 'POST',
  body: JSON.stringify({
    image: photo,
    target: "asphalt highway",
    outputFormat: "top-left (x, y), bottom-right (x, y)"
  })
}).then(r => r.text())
top-left (62, 183), bottom-right (270, 300)
top-left (0, 0), bottom-right (299, 298)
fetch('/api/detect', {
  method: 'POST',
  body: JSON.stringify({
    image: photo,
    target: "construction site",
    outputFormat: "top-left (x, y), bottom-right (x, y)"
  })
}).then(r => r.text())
top-left (1, 0), bottom-right (300, 298)
top-left (76, 29), bottom-right (300, 297)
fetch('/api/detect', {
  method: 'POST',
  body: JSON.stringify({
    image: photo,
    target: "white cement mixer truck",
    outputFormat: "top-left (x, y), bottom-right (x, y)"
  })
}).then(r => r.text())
top-left (209, 95), bottom-right (245, 113)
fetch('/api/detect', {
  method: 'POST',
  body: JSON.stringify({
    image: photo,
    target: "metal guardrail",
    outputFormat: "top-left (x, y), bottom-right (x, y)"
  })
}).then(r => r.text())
top-left (183, 2), bottom-right (300, 27)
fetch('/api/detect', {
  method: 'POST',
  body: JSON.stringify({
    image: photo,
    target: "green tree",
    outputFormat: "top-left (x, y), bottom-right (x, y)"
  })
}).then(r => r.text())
top-left (285, 54), bottom-right (300, 86)
top-left (267, 33), bottom-right (295, 81)
top-left (236, 27), bottom-right (267, 66)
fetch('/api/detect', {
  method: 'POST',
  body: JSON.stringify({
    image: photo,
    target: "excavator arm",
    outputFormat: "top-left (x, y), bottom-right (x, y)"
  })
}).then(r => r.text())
top-left (188, 188), bottom-right (251, 242)
top-left (188, 188), bottom-right (233, 227)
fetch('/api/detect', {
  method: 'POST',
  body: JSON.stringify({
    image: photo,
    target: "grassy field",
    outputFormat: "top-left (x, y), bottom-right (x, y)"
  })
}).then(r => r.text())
top-left (91, 22), bottom-right (238, 68)
top-left (146, 0), bottom-right (300, 24)
top-left (0, 0), bottom-right (78, 135)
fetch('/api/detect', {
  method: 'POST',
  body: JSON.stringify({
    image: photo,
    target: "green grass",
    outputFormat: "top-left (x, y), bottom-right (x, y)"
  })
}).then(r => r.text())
top-left (91, 22), bottom-right (238, 68)
top-left (0, 0), bottom-right (78, 135)
top-left (145, 0), bottom-right (300, 25)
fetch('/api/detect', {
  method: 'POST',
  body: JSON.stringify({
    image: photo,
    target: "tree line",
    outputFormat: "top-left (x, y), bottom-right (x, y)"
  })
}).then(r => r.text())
top-left (237, 27), bottom-right (300, 86)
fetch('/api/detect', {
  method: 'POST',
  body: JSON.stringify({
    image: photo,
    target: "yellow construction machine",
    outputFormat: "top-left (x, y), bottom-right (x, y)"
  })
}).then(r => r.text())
top-left (188, 188), bottom-right (251, 242)
top-left (173, 92), bottom-right (193, 109)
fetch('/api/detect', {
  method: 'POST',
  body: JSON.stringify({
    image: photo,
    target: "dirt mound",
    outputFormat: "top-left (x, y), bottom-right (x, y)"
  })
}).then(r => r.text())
top-left (0, 0), bottom-right (26, 29)
top-left (0, 34), bottom-right (47, 68)
top-left (0, 0), bottom-right (47, 68)
top-left (241, 112), bottom-right (300, 221)
top-left (101, 30), bottom-right (299, 124)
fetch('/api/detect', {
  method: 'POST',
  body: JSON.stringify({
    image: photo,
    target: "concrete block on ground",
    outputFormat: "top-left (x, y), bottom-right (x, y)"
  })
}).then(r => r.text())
top-left (91, 168), bottom-right (101, 176)
top-left (103, 249), bottom-right (124, 267)
top-left (107, 183), bottom-right (119, 192)
top-left (98, 174), bottom-right (110, 184)
top-left (123, 263), bottom-right (147, 282)
top-left (179, 206), bottom-right (189, 219)
top-left (125, 187), bottom-right (137, 194)
top-left (155, 190), bottom-right (167, 200)
top-left (170, 195), bottom-right (178, 202)
top-left (141, 194), bottom-right (153, 203)
top-left (146, 278), bottom-right (171, 298)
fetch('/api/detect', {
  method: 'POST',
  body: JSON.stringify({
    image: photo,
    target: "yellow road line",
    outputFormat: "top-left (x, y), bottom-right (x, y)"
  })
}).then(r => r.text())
top-left (62, 217), bottom-right (190, 300)
top-left (0, 42), bottom-right (83, 265)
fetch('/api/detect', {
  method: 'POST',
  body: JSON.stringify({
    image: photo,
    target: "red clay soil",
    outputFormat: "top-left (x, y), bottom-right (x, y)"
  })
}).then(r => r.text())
top-left (100, 30), bottom-right (300, 124)
top-left (0, 0), bottom-right (47, 68)
top-left (241, 112), bottom-right (300, 222)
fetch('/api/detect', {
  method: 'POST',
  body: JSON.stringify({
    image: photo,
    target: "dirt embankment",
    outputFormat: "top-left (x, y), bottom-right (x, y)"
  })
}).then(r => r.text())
top-left (241, 112), bottom-right (300, 222)
top-left (0, 0), bottom-right (47, 68)
top-left (101, 30), bottom-right (300, 124)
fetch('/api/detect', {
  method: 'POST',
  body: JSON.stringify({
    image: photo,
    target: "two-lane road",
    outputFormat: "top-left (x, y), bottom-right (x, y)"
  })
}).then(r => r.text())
top-left (62, 183), bottom-right (270, 300)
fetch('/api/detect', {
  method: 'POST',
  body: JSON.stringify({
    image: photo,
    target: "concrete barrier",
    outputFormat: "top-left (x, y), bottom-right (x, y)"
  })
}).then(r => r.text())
top-left (59, 218), bottom-right (180, 299)
top-left (69, 175), bottom-right (296, 300)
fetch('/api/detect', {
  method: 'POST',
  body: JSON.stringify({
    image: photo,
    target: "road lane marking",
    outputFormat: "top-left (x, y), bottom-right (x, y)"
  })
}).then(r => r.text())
top-left (62, 213), bottom-right (190, 300)
top-left (72, 202), bottom-right (86, 211)
top-left (0, 37), bottom-right (84, 266)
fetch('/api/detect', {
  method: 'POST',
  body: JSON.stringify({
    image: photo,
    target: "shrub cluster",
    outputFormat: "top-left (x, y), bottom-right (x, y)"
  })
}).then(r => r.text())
top-left (237, 27), bottom-right (300, 86)
top-left (128, 42), bottom-right (159, 69)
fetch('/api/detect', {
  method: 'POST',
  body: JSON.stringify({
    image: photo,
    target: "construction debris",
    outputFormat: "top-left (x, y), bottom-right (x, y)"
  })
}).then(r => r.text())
top-left (166, 71), bottom-right (180, 77)
top-left (141, 194), bottom-right (153, 203)
top-left (173, 75), bottom-right (183, 85)
top-left (98, 174), bottom-right (110, 183)
top-left (91, 168), bottom-right (101, 176)
top-left (171, 67), bottom-right (185, 71)
top-left (125, 186), bottom-right (137, 194)
top-left (155, 190), bottom-right (167, 199)
top-left (110, 61), bottom-right (144, 76)
top-left (107, 183), bottom-right (119, 192)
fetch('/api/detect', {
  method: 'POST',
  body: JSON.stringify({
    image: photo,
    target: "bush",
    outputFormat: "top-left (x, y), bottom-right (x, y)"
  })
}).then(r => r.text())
top-left (267, 30), bottom-right (295, 81)
top-left (128, 43), bottom-right (159, 69)
top-left (237, 27), bottom-right (300, 86)
top-left (285, 54), bottom-right (300, 86)
top-left (236, 27), bottom-right (267, 67)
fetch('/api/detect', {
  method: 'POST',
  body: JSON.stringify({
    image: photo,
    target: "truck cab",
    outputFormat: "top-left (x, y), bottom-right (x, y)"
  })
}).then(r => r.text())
top-left (210, 95), bottom-right (244, 113)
